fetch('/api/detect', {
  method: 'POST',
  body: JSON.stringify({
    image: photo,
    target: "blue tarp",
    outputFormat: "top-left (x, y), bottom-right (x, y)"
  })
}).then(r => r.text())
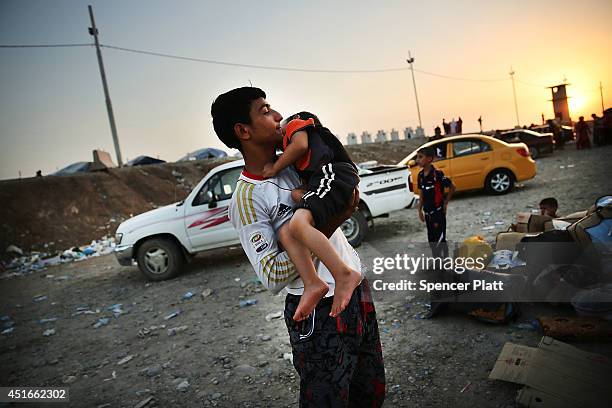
top-left (52, 161), bottom-right (91, 176)
top-left (127, 155), bottom-right (166, 166)
top-left (178, 148), bottom-right (227, 162)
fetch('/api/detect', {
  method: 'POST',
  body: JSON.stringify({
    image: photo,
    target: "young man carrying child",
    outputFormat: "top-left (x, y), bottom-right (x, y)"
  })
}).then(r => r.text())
top-left (211, 87), bottom-right (385, 407)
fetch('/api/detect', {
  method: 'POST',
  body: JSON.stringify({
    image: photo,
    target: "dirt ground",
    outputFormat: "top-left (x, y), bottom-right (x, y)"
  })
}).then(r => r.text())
top-left (1, 144), bottom-right (611, 407)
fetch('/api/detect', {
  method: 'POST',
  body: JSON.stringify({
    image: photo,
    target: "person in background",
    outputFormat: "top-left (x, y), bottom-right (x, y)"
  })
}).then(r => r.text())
top-left (457, 117), bottom-right (463, 134)
top-left (442, 118), bottom-right (450, 135)
top-left (539, 197), bottom-right (559, 218)
top-left (575, 116), bottom-right (591, 150)
top-left (548, 119), bottom-right (564, 150)
top-left (416, 146), bottom-right (455, 258)
top-left (591, 113), bottom-right (604, 146)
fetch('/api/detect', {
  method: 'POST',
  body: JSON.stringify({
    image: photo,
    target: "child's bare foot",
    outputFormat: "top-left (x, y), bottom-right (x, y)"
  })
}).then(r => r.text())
top-left (330, 269), bottom-right (362, 317)
top-left (293, 279), bottom-right (329, 321)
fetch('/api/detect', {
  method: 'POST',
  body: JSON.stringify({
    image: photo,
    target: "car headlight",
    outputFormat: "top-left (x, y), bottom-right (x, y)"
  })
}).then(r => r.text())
top-left (115, 233), bottom-right (123, 245)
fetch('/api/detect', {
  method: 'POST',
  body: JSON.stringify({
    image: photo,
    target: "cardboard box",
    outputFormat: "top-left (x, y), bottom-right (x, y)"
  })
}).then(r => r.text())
top-left (489, 336), bottom-right (612, 407)
top-left (495, 232), bottom-right (528, 251)
top-left (515, 212), bottom-right (553, 233)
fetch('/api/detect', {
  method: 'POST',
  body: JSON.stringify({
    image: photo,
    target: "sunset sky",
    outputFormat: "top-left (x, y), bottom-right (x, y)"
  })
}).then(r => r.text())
top-left (1, 0), bottom-right (610, 179)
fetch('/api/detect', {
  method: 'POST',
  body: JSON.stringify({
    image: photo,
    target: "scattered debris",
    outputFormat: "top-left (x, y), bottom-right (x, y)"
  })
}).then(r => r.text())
top-left (103, 371), bottom-right (117, 382)
top-left (239, 299), bottom-right (258, 308)
top-left (539, 316), bottom-right (612, 340)
top-left (182, 291), bottom-right (194, 300)
top-left (265, 311), bottom-right (283, 321)
top-left (164, 311), bottom-right (181, 320)
top-left (117, 355), bottom-right (134, 366)
top-left (93, 318), bottom-right (110, 328)
top-left (282, 352), bottom-right (293, 363)
top-left (176, 380), bottom-right (190, 392)
top-left (489, 336), bottom-right (612, 407)
top-left (460, 381), bottom-right (472, 393)
top-left (6, 245), bottom-right (24, 256)
top-left (62, 375), bottom-right (77, 384)
top-left (40, 317), bottom-right (59, 324)
top-left (33, 295), bottom-right (48, 303)
top-left (134, 396), bottom-right (154, 408)
top-left (167, 325), bottom-right (188, 336)
top-left (1, 327), bottom-right (15, 335)
top-left (42, 328), bottom-right (56, 337)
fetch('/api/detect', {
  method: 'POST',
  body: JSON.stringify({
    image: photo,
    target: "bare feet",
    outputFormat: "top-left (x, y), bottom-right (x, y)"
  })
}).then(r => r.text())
top-left (293, 279), bottom-right (329, 321)
top-left (330, 268), bottom-right (362, 317)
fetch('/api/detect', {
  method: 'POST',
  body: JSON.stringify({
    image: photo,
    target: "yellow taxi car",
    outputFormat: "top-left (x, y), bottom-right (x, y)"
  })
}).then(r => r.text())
top-left (398, 134), bottom-right (536, 194)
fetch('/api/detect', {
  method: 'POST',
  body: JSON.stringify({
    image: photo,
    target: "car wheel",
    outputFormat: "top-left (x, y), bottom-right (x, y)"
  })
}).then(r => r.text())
top-left (341, 210), bottom-right (368, 248)
top-left (486, 169), bottom-right (514, 195)
top-left (136, 237), bottom-right (184, 281)
top-left (529, 146), bottom-right (539, 159)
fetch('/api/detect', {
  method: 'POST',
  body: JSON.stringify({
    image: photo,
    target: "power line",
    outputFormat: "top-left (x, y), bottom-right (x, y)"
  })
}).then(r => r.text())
top-left (413, 68), bottom-right (506, 82)
top-left (1, 41), bottom-right (513, 82)
top-left (0, 43), bottom-right (93, 48)
top-left (100, 44), bottom-right (413, 73)
top-left (102, 44), bottom-right (511, 81)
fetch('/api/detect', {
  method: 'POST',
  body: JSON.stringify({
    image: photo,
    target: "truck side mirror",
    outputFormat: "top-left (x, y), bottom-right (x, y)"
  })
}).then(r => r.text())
top-left (206, 191), bottom-right (218, 208)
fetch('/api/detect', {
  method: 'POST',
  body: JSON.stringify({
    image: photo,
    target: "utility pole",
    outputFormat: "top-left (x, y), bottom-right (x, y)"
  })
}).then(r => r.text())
top-left (88, 5), bottom-right (123, 166)
top-left (509, 67), bottom-right (520, 128)
top-left (406, 51), bottom-right (422, 130)
top-left (600, 81), bottom-right (605, 114)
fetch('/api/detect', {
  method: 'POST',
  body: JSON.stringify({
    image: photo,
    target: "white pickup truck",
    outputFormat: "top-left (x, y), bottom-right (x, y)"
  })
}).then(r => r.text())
top-left (115, 159), bottom-right (415, 280)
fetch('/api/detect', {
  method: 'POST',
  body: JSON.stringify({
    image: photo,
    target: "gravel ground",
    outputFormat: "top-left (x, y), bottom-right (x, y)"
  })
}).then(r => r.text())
top-left (1, 144), bottom-right (611, 407)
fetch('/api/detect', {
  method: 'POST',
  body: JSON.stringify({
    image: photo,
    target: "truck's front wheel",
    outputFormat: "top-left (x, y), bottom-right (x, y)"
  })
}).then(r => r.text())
top-left (136, 237), bottom-right (184, 281)
top-left (342, 210), bottom-right (368, 248)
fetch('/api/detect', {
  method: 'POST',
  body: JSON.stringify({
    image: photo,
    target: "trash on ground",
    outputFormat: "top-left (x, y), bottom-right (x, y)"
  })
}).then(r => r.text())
top-left (33, 295), bottom-right (48, 303)
top-left (164, 311), bottom-right (181, 320)
top-left (489, 336), bottom-right (612, 407)
top-left (265, 311), bottom-right (283, 321)
top-left (93, 318), bottom-right (110, 328)
top-left (167, 325), bottom-right (188, 336)
top-left (538, 316), bottom-right (612, 340)
top-left (1, 327), bottom-right (15, 335)
top-left (39, 317), bottom-right (59, 324)
top-left (239, 299), bottom-right (258, 308)
top-left (201, 288), bottom-right (213, 298)
top-left (182, 291), bottom-right (194, 300)
top-left (117, 355), bottom-right (134, 365)
top-left (42, 328), bottom-right (56, 337)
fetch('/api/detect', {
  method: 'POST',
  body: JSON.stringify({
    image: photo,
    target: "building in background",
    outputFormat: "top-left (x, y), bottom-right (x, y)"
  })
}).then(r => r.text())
top-left (361, 131), bottom-right (372, 144)
top-left (548, 83), bottom-right (572, 125)
top-left (415, 126), bottom-right (426, 138)
top-left (347, 132), bottom-right (358, 145)
top-left (404, 127), bottom-right (414, 139)
top-left (375, 130), bottom-right (387, 143)
top-left (390, 128), bottom-right (399, 141)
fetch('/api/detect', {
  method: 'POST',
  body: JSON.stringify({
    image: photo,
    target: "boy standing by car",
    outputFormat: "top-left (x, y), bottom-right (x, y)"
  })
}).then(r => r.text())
top-left (416, 146), bottom-right (455, 258)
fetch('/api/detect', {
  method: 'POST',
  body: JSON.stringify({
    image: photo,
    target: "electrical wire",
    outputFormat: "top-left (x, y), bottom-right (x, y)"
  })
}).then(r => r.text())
top-left (0, 43), bottom-right (93, 48)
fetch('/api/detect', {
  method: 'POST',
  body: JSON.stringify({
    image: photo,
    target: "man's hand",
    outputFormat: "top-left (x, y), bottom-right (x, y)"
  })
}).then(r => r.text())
top-left (418, 209), bottom-right (425, 223)
top-left (320, 188), bottom-right (360, 238)
top-left (262, 163), bottom-right (277, 179)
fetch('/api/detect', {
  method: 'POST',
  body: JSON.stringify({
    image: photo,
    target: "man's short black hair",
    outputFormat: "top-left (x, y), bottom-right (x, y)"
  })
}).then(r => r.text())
top-left (540, 197), bottom-right (558, 208)
top-left (211, 87), bottom-right (266, 151)
top-left (417, 146), bottom-right (435, 158)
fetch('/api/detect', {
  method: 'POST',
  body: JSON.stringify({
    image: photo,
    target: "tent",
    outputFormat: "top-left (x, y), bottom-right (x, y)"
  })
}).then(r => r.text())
top-left (52, 161), bottom-right (92, 176)
top-left (178, 148), bottom-right (227, 162)
top-left (127, 155), bottom-right (166, 166)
